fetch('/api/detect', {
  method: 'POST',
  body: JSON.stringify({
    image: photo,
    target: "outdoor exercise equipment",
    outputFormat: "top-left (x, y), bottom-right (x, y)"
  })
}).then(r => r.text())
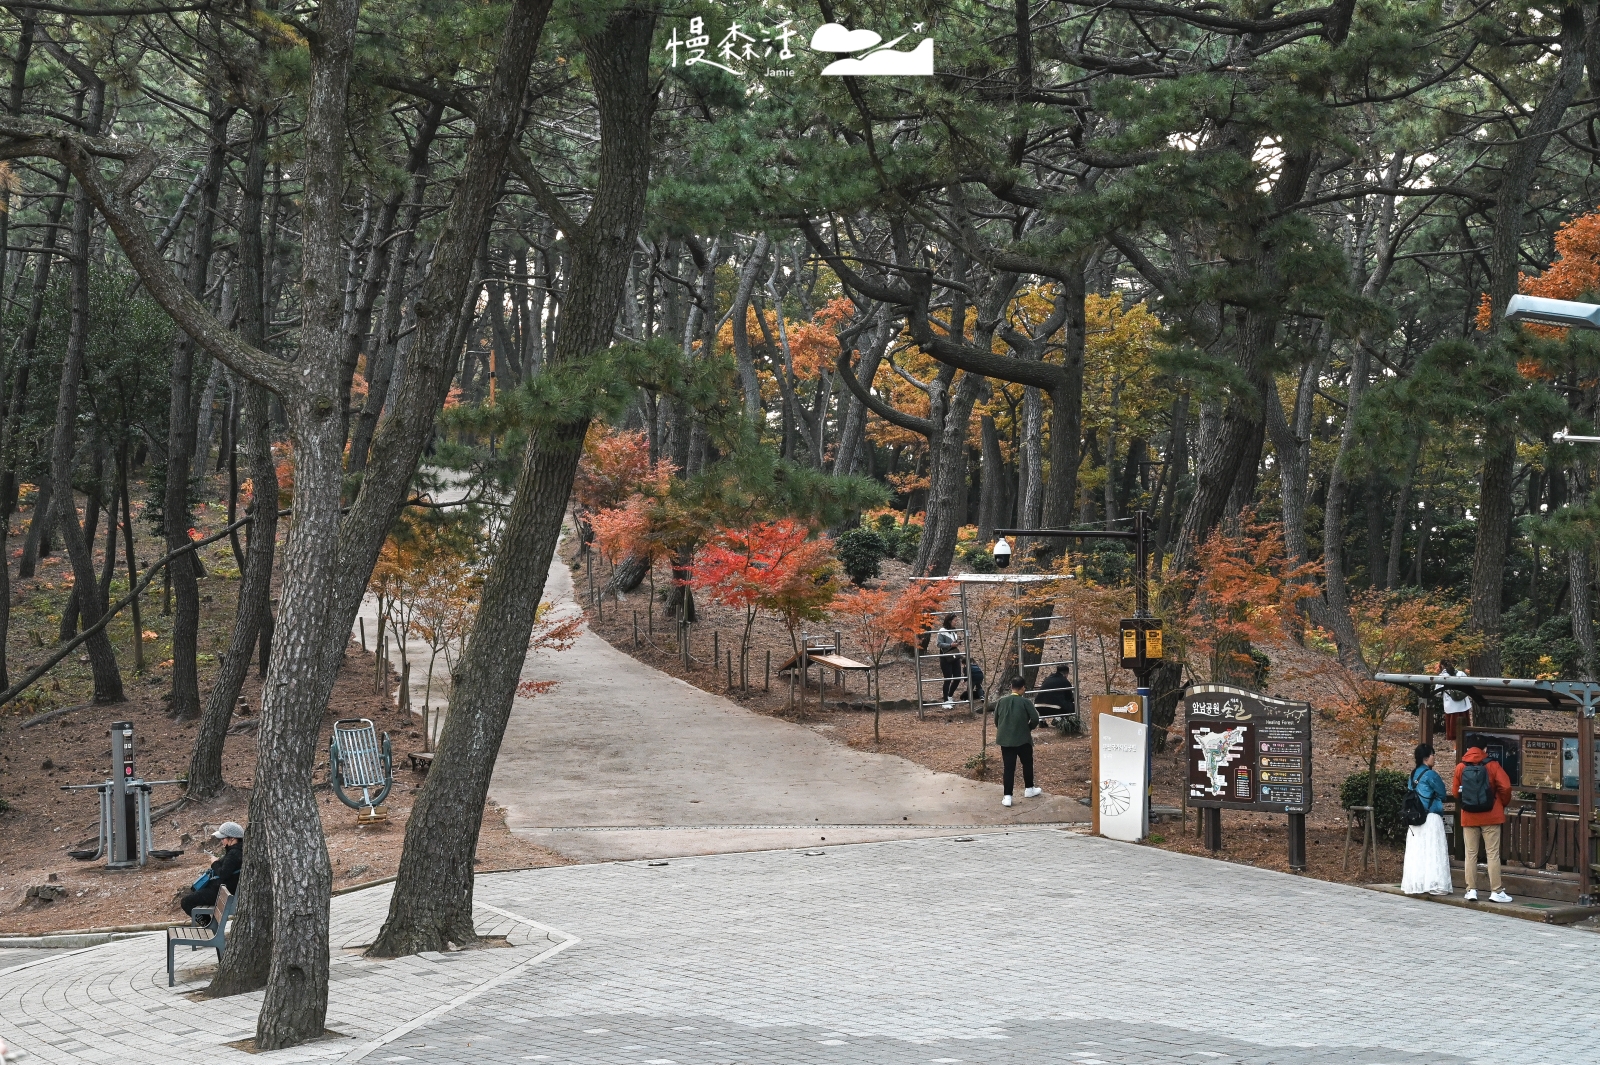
top-left (328, 717), bottom-right (394, 823)
top-left (60, 721), bottom-right (183, 869)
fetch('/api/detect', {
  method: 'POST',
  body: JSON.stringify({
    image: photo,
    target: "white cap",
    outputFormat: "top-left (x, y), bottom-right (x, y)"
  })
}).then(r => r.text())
top-left (211, 821), bottom-right (245, 840)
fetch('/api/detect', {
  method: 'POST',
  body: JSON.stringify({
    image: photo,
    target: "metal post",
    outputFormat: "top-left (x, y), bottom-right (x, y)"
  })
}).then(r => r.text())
top-left (108, 722), bottom-right (136, 868)
top-left (1287, 811), bottom-right (1307, 871)
top-left (1580, 708), bottom-right (1595, 904)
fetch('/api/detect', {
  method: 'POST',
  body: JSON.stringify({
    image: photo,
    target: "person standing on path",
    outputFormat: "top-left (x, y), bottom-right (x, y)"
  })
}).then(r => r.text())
top-left (936, 613), bottom-right (964, 708)
top-left (1401, 743), bottom-right (1452, 896)
top-left (1452, 746), bottom-right (1513, 903)
top-left (994, 676), bottom-right (1041, 807)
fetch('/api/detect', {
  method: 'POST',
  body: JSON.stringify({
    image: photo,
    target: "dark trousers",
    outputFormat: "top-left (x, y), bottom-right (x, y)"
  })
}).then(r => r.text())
top-left (181, 882), bottom-right (220, 921)
top-left (940, 653), bottom-right (962, 699)
top-left (1001, 744), bottom-right (1035, 795)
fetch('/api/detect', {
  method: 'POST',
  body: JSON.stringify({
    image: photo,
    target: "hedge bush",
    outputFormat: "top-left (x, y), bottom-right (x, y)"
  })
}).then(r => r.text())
top-left (1340, 769), bottom-right (1411, 842)
top-left (835, 527), bottom-right (890, 585)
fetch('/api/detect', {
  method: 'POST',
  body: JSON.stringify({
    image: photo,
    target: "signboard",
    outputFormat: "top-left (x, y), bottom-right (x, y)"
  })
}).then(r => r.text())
top-left (1184, 684), bottom-right (1312, 814)
top-left (1097, 713), bottom-right (1147, 842)
top-left (1523, 738), bottom-right (1562, 789)
top-left (1090, 693), bottom-right (1146, 839)
top-left (1452, 729), bottom-right (1600, 792)
top-left (1118, 618), bottom-right (1163, 670)
top-left (1561, 738), bottom-right (1600, 791)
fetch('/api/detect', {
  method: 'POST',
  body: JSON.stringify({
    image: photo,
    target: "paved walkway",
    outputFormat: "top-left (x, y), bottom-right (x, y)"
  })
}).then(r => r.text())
top-left (2, 829), bottom-right (1593, 1065)
top-left (484, 543), bottom-right (1084, 861)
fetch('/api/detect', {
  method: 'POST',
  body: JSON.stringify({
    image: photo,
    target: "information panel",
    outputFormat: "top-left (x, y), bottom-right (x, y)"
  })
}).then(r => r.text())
top-left (1184, 684), bottom-right (1312, 814)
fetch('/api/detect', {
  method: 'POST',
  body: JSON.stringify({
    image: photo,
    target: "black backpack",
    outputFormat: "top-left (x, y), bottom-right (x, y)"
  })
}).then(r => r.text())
top-left (1401, 768), bottom-right (1430, 827)
top-left (1459, 762), bottom-right (1496, 813)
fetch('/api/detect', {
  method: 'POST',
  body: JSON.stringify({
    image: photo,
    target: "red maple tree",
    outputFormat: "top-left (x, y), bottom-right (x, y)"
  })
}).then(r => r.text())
top-left (831, 581), bottom-right (947, 740)
top-left (688, 520), bottom-right (838, 685)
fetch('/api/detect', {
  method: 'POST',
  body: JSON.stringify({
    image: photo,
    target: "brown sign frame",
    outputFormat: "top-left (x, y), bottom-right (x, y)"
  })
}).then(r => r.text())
top-left (1184, 684), bottom-right (1312, 815)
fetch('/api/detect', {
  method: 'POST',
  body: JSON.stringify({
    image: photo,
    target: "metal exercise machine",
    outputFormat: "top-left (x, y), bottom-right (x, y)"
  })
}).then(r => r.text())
top-left (62, 720), bottom-right (183, 868)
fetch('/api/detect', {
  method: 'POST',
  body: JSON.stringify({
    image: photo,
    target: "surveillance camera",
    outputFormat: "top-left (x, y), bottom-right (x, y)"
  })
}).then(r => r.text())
top-left (992, 537), bottom-right (1011, 569)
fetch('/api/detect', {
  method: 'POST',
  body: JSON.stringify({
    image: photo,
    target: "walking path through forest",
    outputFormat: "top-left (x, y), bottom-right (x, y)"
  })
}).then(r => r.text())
top-left (484, 541), bottom-right (1086, 861)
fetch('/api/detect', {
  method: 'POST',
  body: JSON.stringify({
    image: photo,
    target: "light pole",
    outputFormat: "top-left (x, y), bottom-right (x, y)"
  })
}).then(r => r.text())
top-left (1504, 294), bottom-right (1600, 330)
top-left (1505, 295), bottom-right (1600, 443)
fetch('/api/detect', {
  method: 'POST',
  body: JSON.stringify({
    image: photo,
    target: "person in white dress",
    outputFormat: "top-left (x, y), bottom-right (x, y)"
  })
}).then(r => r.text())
top-left (1401, 742), bottom-right (1453, 896)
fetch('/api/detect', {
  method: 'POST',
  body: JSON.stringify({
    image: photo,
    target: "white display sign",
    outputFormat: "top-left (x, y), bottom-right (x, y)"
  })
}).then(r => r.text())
top-left (1097, 712), bottom-right (1148, 842)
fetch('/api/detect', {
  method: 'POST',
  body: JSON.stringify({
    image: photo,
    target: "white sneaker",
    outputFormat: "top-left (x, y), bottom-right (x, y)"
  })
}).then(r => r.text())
top-left (942, 700), bottom-right (954, 709)
top-left (1024, 787), bottom-right (1041, 798)
top-left (1490, 890), bottom-right (1513, 903)
top-left (1001, 795), bottom-right (1013, 807)
top-left (1464, 889), bottom-right (1478, 902)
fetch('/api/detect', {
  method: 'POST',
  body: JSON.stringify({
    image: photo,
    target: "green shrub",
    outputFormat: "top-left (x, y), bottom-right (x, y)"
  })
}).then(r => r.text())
top-left (963, 546), bottom-right (997, 573)
top-left (892, 522), bottom-right (921, 564)
top-left (1340, 769), bottom-right (1410, 842)
top-left (835, 528), bottom-right (890, 585)
top-left (0, 795), bottom-right (9, 814)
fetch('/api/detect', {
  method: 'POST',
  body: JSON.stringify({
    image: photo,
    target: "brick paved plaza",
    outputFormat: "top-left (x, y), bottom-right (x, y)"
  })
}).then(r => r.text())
top-left (3, 826), bottom-right (1595, 1065)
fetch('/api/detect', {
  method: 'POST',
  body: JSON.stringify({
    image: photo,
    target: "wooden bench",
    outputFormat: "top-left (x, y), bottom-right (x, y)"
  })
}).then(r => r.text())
top-left (168, 885), bottom-right (235, 986)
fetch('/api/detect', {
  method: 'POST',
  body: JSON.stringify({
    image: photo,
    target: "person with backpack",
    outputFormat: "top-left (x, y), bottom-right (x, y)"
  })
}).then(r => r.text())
top-left (1452, 745), bottom-right (1514, 902)
top-left (936, 613), bottom-right (963, 708)
top-left (1401, 743), bottom-right (1452, 896)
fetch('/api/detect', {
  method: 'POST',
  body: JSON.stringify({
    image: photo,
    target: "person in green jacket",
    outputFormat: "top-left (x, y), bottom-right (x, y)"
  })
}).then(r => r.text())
top-left (994, 676), bottom-right (1041, 807)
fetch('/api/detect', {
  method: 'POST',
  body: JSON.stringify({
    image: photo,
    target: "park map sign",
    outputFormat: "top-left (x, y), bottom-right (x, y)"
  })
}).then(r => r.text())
top-left (1184, 684), bottom-right (1313, 815)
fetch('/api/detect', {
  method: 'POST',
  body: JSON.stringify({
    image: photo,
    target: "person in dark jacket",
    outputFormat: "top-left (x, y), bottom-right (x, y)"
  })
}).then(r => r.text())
top-left (181, 821), bottom-right (245, 923)
top-left (1034, 663), bottom-right (1076, 723)
top-left (993, 676), bottom-right (1041, 807)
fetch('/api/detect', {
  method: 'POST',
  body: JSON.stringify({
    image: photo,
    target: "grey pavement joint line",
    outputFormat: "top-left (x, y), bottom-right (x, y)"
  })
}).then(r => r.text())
top-left (333, 907), bottom-right (580, 1064)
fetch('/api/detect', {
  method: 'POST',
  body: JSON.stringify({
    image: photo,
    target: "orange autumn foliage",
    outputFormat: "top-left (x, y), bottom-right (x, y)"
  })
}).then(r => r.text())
top-left (573, 426), bottom-right (654, 512)
top-left (1176, 515), bottom-right (1320, 682)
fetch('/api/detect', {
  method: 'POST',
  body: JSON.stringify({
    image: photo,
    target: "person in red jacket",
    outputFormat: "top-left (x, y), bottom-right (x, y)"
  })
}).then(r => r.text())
top-left (1451, 746), bottom-right (1514, 903)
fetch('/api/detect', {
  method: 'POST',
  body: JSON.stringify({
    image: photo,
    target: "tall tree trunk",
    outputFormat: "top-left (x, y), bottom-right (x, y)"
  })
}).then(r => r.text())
top-left (1571, 547), bottom-right (1597, 680)
top-left (371, 2), bottom-right (654, 957)
top-left (978, 413), bottom-right (1003, 545)
top-left (1470, 1), bottom-right (1590, 680)
top-left (915, 371), bottom-right (982, 577)
top-left (49, 151), bottom-right (122, 702)
top-left (832, 314), bottom-right (890, 478)
top-left (0, 14), bottom-right (34, 689)
top-left (188, 387), bottom-right (277, 799)
top-left (190, 105), bottom-right (276, 803)
top-left (730, 233), bottom-right (769, 420)
top-left (1310, 347), bottom-right (1369, 666)
top-left (166, 103), bottom-right (231, 721)
top-left (1385, 433), bottom-right (1421, 589)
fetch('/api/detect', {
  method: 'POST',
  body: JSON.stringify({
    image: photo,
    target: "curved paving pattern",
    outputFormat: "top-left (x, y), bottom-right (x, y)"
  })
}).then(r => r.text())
top-left (6, 829), bottom-right (1591, 1064)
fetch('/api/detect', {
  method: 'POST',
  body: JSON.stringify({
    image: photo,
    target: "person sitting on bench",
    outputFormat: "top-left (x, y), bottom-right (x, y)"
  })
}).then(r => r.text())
top-left (1034, 663), bottom-right (1076, 719)
top-left (182, 821), bottom-right (244, 925)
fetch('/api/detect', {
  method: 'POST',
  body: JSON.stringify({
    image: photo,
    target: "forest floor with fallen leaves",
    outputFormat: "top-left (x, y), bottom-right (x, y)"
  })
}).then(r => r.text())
top-left (0, 482), bottom-right (567, 936)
